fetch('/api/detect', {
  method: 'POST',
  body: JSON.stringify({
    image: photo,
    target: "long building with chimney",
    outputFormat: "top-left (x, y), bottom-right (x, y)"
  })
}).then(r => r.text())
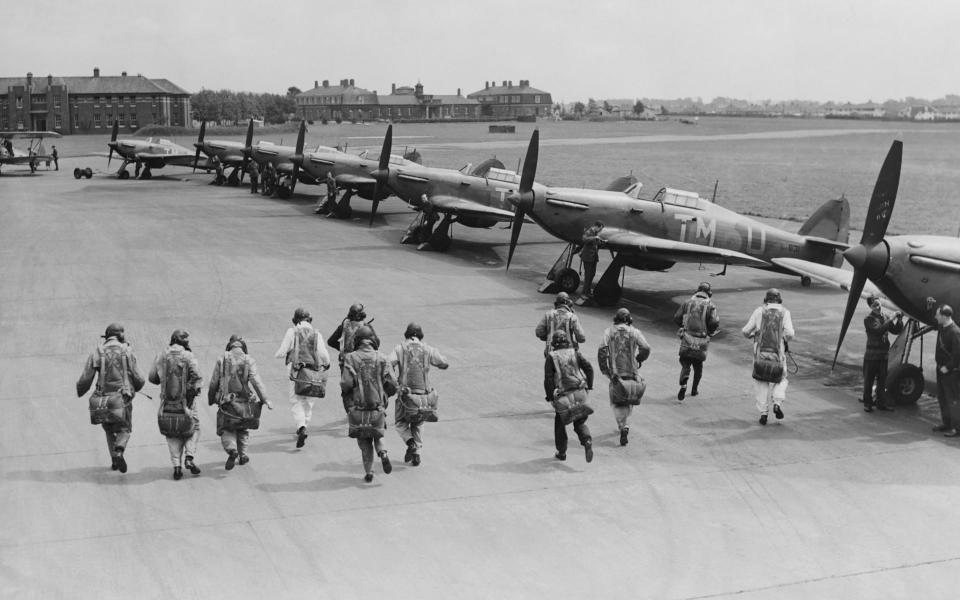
top-left (467, 80), bottom-right (553, 118)
top-left (0, 68), bottom-right (191, 134)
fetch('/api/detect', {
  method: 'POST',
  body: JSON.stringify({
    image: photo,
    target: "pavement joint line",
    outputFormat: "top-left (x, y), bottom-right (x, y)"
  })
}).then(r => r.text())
top-left (682, 554), bottom-right (960, 599)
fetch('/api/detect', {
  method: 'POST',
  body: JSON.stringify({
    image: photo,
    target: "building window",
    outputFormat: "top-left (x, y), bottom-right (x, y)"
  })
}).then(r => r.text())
top-left (16, 96), bottom-right (22, 108)
top-left (54, 95), bottom-right (61, 108)
top-left (17, 118), bottom-right (24, 130)
top-left (513, 95), bottom-right (521, 103)
top-left (128, 96), bottom-right (135, 105)
top-left (119, 111), bottom-right (125, 123)
top-left (55, 115), bottom-right (62, 128)
top-left (74, 112), bottom-right (79, 124)
top-left (94, 95), bottom-right (100, 105)
top-left (94, 113), bottom-right (101, 127)
top-left (534, 95), bottom-right (541, 104)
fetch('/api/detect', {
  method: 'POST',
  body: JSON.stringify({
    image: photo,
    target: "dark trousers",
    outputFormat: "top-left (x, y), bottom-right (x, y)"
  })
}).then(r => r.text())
top-left (582, 260), bottom-right (597, 295)
top-left (936, 369), bottom-right (960, 429)
top-left (679, 356), bottom-right (703, 391)
top-left (862, 358), bottom-right (889, 408)
top-left (250, 176), bottom-right (258, 193)
top-left (554, 413), bottom-right (590, 454)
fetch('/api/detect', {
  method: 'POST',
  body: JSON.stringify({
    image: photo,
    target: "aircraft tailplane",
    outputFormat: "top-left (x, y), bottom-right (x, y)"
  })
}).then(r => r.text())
top-left (799, 196), bottom-right (850, 266)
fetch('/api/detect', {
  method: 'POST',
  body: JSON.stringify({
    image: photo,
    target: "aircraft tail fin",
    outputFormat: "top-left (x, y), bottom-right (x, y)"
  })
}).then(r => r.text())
top-left (799, 196), bottom-right (850, 267)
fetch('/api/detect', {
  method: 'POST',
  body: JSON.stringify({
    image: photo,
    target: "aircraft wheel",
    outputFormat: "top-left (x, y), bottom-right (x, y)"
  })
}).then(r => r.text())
top-left (335, 205), bottom-right (353, 219)
top-left (886, 363), bottom-right (924, 405)
top-left (555, 268), bottom-right (581, 294)
top-left (276, 184), bottom-right (292, 199)
top-left (800, 275), bottom-right (812, 287)
top-left (592, 279), bottom-right (622, 306)
top-left (84, 168), bottom-right (93, 179)
top-left (73, 168), bottom-right (82, 179)
top-left (118, 170), bottom-right (130, 180)
top-left (430, 231), bottom-right (452, 252)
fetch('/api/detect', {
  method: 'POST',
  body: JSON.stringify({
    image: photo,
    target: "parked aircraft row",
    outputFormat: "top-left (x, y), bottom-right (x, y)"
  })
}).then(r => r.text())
top-left (88, 122), bottom-right (960, 403)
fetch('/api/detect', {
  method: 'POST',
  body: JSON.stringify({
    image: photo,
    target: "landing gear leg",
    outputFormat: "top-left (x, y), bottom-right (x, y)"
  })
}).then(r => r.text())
top-left (590, 255), bottom-right (625, 306)
top-left (134, 162), bottom-right (141, 178)
top-left (402, 210), bottom-right (437, 245)
top-left (139, 166), bottom-right (152, 180)
top-left (423, 214), bottom-right (454, 252)
top-left (537, 243), bottom-right (581, 294)
top-left (226, 168), bottom-right (240, 186)
top-left (331, 190), bottom-right (354, 219)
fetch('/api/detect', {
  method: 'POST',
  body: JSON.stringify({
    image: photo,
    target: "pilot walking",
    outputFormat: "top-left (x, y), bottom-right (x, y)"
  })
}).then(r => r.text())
top-left (674, 283), bottom-right (720, 400)
top-left (275, 308), bottom-right (332, 448)
top-left (861, 295), bottom-right (903, 412)
top-left (545, 331), bottom-right (595, 462)
top-left (76, 323), bottom-right (146, 473)
top-left (933, 305), bottom-right (960, 436)
top-left (742, 289), bottom-right (794, 425)
top-left (149, 329), bottom-right (203, 480)
top-left (598, 309), bottom-right (651, 446)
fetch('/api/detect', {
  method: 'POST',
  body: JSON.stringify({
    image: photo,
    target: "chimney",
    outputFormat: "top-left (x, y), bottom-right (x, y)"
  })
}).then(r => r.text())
top-left (26, 72), bottom-right (33, 86)
top-left (349, 78), bottom-right (354, 87)
top-left (94, 67), bottom-right (100, 78)
top-left (509, 80), bottom-right (513, 88)
top-left (47, 74), bottom-right (53, 85)
top-left (457, 88), bottom-right (461, 96)
top-left (322, 80), bottom-right (329, 88)
top-left (392, 83), bottom-right (396, 94)
top-left (314, 80), bottom-right (318, 88)
top-left (122, 71), bottom-right (127, 77)
top-left (502, 80), bottom-right (507, 87)
top-left (485, 81), bottom-right (489, 90)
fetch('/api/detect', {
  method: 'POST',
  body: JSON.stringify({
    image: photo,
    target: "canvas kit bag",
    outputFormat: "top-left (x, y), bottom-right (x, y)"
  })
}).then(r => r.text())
top-left (752, 307), bottom-right (785, 383)
top-left (290, 328), bottom-right (327, 398)
top-left (347, 408), bottom-right (386, 439)
top-left (609, 377), bottom-right (645, 406)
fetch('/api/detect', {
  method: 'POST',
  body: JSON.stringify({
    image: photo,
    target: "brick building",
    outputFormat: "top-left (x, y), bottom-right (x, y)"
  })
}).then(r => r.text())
top-left (467, 80), bottom-right (553, 119)
top-left (295, 79), bottom-right (480, 122)
top-left (0, 68), bottom-right (190, 134)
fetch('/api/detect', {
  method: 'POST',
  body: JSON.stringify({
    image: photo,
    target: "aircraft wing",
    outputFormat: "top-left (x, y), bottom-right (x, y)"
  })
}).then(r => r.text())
top-left (0, 156), bottom-right (42, 165)
top-left (770, 258), bottom-right (894, 307)
top-left (600, 229), bottom-right (771, 268)
top-left (426, 194), bottom-right (516, 220)
top-left (0, 131), bottom-right (62, 140)
top-left (335, 173), bottom-right (376, 186)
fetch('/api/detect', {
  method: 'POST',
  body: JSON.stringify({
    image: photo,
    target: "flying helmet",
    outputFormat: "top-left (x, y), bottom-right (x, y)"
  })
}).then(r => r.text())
top-left (170, 329), bottom-right (190, 347)
top-left (764, 288), bottom-right (782, 304)
top-left (292, 307), bottom-right (312, 324)
top-left (226, 334), bottom-right (248, 353)
top-left (404, 322), bottom-right (424, 340)
top-left (697, 282), bottom-right (713, 297)
top-left (103, 323), bottom-right (125, 340)
top-left (353, 325), bottom-right (377, 347)
top-left (613, 308), bottom-right (632, 324)
top-left (554, 292), bottom-right (572, 308)
top-left (347, 303), bottom-right (366, 321)
top-left (551, 330), bottom-right (570, 349)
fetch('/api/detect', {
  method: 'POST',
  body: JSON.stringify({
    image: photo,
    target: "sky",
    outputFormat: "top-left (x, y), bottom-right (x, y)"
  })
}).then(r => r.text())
top-left (5, 0), bottom-right (960, 104)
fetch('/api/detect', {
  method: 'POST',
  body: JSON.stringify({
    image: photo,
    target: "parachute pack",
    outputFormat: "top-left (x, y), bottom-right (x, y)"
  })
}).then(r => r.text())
top-left (290, 328), bottom-right (326, 398)
top-left (341, 320), bottom-right (364, 354)
top-left (680, 297), bottom-right (712, 360)
top-left (348, 353), bottom-right (387, 410)
top-left (550, 347), bottom-right (587, 396)
top-left (88, 345), bottom-right (131, 425)
top-left (752, 307), bottom-right (785, 383)
top-left (216, 351), bottom-right (263, 432)
top-left (398, 341), bottom-right (439, 423)
top-left (157, 351), bottom-right (195, 437)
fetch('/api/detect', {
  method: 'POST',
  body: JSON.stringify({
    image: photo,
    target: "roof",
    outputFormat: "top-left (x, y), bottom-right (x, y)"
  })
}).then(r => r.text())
top-left (432, 95), bottom-right (479, 105)
top-left (0, 74), bottom-right (189, 95)
top-left (299, 84), bottom-right (375, 98)
top-left (468, 83), bottom-right (550, 98)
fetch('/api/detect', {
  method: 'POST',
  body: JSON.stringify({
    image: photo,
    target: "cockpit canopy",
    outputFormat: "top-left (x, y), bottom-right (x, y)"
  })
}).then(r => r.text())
top-left (652, 186), bottom-right (708, 210)
top-left (486, 167), bottom-right (520, 184)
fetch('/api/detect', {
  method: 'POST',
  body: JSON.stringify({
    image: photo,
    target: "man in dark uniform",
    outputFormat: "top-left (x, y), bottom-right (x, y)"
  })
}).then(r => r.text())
top-left (51, 145), bottom-right (59, 170)
top-left (579, 221), bottom-right (604, 297)
top-left (862, 295), bottom-right (903, 412)
top-left (247, 161), bottom-right (260, 194)
top-left (544, 331), bottom-right (595, 462)
top-left (934, 305), bottom-right (960, 436)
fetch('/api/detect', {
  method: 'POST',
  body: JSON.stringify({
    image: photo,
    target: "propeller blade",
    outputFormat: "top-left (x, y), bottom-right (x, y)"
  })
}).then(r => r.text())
top-left (110, 120), bottom-right (119, 143)
top-left (108, 147), bottom-right (114, 168)
top-left (197, 120), bottom-right (206, 144)
top-left (290, 120), bottom-right (306, 193)
top-left (832, 269), bottom-right (869, 368)
top-left (506, 206), bottom-right (525, 270)
top-left (369, 125), bottom-right (394, 227)
top-left (193, 147), bottom-right (201, 173)
top-left (860, 140), bottom-right (902, 246)
top-left (506, 130), bottom-right (540, 269)
top-left (240, 120), bottom-right (254, 183)
top-left (519, 129), bottom-right (539, 194)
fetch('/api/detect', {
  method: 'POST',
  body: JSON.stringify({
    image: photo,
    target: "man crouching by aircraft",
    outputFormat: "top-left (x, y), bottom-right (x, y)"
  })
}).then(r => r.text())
top-left (742, 289), bottom-right (794, 425)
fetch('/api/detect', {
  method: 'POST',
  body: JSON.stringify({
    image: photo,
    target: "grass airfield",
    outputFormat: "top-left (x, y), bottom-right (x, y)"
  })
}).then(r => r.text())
top-left (2, 143), bottom-right (960, 599)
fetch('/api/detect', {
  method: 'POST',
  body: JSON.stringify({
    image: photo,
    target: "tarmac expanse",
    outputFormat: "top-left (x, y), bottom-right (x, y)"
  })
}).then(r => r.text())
top-left (2, 159), bottom-right (960, 599)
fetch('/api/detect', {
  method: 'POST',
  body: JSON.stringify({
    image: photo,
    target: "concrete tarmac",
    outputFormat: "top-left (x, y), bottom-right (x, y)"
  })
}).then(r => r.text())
top-left (3, 161), bottom-right (960, 599)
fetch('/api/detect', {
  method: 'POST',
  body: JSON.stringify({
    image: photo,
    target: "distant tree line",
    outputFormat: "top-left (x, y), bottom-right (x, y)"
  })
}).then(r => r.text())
top-left (190, 87), bottom-right (302, 125)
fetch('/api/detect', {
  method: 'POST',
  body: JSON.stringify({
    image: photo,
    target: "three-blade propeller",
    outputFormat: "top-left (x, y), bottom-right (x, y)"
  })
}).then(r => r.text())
top-left (506, 129), bottom-right (539, 270)
top-left (832, 140), bottom-right (902, 367)
top-left (369, 124), bottom-right (393, 227)
top-left (288, 120), bottom-right (306, 195)
top-left (239, 118), bottom-right (254, 184)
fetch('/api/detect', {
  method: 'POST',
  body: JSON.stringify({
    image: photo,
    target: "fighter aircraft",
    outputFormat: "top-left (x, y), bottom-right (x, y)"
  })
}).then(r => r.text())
top-left (505, 129), bottom-right (851, 306)
top-left (291, 124), bottom-right (421, 218)
top-left (106, 121), bottom-right (206, 179)
top-left (0, 131), bottom-right (61, 175)
top-left (248, 121), bottom-right (342, 198)
top-left (192, 119), bottom-right (255, 185)
top-left (366, 126), bottom-right (638, 250)
top-left (777, 140), bottom-right (960, 404)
